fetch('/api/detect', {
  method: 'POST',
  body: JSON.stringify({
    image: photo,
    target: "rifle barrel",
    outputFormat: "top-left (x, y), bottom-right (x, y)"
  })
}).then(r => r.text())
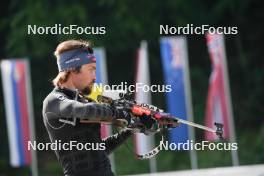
top-left (176, 118), bottom-right (216, 133)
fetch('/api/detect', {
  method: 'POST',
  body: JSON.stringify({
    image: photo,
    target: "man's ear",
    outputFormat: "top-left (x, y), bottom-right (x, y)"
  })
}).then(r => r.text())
top-left (68, 71), bottom-right (76, 80)
top-left (71, 70), bottom-right (78, 75)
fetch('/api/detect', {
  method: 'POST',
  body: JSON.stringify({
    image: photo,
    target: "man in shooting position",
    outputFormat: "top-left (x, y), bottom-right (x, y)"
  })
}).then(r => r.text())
top-left (42, 39), bottom-right (222, 176)
top-left (42, 40), bottom-right (136, 176)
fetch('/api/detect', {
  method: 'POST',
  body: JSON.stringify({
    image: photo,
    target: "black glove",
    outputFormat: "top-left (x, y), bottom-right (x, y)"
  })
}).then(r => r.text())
top-left (131, 115), bottom-right (160, 135)
top-left (112, 107), bottom-right (132, 126)
top-left (139, 115), bottom-right (156, 129)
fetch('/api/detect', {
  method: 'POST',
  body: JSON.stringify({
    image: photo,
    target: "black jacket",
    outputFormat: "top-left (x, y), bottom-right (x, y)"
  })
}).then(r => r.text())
top-left (42, 87), bottom-right (132, 176)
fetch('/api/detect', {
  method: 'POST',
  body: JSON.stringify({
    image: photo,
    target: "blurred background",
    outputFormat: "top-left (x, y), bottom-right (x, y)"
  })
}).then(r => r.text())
top-left (0, 0), bottom-right (263, 175)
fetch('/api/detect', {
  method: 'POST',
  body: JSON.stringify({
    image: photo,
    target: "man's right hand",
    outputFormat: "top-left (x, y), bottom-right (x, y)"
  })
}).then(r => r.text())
top-left (131, 115), bottom-right (160, 135)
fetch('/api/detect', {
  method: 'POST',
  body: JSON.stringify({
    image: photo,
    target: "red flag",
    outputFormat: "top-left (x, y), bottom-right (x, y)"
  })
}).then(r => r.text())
top-left (1, 60), bottom-right (36, 167)
top-left (205, 33), bottom-right (231, 140)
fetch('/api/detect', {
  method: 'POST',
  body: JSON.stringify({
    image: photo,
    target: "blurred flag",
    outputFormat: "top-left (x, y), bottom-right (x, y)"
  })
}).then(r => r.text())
top-left (205, 33), bottom-right (231, 140)
top-left (93, 47), bottom-right (116, 171)
top-left (133, 41), bottom-right (157, 172)
top-left (0, 59), bottom-right (37, 171)
top-left (93, 47), bottom-right (112, 139)
top-left (160, 37), bottom-right (192, 143)
top-left (160, 37), bottom-right (197, 168)
top-left (205, 33), bottom-right (239, 165)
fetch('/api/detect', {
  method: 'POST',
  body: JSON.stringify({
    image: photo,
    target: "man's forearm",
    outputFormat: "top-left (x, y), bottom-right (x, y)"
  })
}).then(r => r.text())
top-left (102, 129), bottom-right (132, 154)
top-left (44, 94), bottom-right (115, 121)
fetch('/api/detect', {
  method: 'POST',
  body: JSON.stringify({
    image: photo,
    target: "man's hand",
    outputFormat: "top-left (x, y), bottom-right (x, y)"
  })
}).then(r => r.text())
top-left (112, 107), bottom-right (132, 126)
top-left (131, 115), bottom-right (160, 135)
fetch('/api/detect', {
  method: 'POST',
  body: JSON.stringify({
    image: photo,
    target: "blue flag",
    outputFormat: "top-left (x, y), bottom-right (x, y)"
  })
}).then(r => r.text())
top-left (1, 59), bottom-right (35, 167)
top-left (160, 37), bottom-right (190, 144)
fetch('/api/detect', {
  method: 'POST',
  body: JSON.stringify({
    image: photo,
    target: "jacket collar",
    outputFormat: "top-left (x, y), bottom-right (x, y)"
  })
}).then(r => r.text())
top-left (54, 87), bottom-right (79, 99)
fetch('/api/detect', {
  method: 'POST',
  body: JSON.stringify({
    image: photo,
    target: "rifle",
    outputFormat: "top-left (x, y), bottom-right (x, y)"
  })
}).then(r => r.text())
top-left (96, 91), bottom-right (224, 159)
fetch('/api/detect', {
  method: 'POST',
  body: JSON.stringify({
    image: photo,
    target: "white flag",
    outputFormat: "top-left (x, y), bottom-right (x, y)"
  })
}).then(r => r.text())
top-left (134, 41), bottom-right (157, 172)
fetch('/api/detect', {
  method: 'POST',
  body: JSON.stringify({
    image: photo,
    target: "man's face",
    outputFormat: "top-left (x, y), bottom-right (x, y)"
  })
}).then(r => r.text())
top-left (71, 63), bottom-right (96, 94)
